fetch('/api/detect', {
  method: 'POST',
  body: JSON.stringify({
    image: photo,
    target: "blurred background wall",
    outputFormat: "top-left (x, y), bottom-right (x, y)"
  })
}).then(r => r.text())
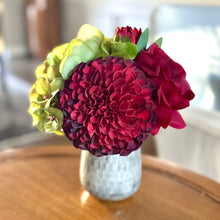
top-left (0, 0), bottom-right (220, 182)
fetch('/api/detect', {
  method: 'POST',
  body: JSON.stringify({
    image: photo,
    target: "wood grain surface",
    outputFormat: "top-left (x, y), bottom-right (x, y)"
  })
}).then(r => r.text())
top-left (0, 146), bottom-right (219, 220)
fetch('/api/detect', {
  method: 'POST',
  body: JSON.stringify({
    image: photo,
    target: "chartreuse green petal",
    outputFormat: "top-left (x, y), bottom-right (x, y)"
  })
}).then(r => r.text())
top-left (76, 24), bottom-right (104, 50)
top-left (47, 43), bottom-right (68, 66)
top-left (110, 42), bottom-right (138, 60)
top-left (35, 77), bottom-right (50, 96)
top-left (60, 39), bottom-right (97, 79)
top-left (47, 65), bottom-right (61, 81)
top-left (60, 24), bottom-right (106, 80)
top-left (28, 103), bottom-right (42, 126)
top-left (35, 62), bottom-right (48, 78)
top-left (38, 108), bottom-right (63, 133)
top-left (50, 78), bottom-right (64, 92)
top-left (29, 59), bottom-right (64, 135)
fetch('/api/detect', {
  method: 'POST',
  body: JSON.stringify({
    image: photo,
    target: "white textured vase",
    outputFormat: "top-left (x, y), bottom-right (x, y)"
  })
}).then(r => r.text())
top-left (79, 149), bottom-right (142, 201)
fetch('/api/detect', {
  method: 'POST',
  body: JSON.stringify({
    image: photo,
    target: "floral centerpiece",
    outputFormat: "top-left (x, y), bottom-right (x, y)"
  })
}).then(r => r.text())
top-left (28, 24), bottom-right (194, 200)
top-left (29, 24), bottom-right (194, 156)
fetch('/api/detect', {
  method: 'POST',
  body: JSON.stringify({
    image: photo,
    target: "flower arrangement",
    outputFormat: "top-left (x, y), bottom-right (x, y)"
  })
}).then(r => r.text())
top-left (29, 24), bottom-right (194, 156)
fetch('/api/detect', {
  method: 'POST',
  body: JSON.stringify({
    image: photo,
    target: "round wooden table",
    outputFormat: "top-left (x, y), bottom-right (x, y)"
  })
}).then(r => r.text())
top-left (0, 146), bottom-right (219, 220)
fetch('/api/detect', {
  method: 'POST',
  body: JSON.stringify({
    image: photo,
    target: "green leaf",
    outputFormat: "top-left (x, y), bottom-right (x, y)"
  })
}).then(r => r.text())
top-left (155, 37), bottom-right (163, 48)
top-left (137, 28), bottom-right (149, 53)
top-left (110, 42), bottom-right (138, 60)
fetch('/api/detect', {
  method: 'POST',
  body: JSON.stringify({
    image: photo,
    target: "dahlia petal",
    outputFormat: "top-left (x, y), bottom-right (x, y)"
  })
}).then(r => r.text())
top-left (126, 109), bottom-right (135, 116)
top-left (127, 140), bottom-right (139, 150)
top-left (90, 143), bottom-right (100, 149)
top-left (137, 110), bottom-right (150, 121)
top-left (113, 138), bottom-right (119, 146)
top-left (125, 71), bottom-right (135, 83)
top-left (70, 111), bottom-right (79, 120)
top-left (78, 113), bottom-right (86, 124)
top-left (80, 135), bottom-right (87, 143)
top-left (90, 116), bottom-right (97, 123)
top-left (79, 81), bottom-right (88, 88)
top-left (100, 124), bottom-right (110, 134)
top-left (113, 63), bottom-right (123, 71)
top-left (78, 143), bottom-right (88, 150)
top-left (87, 122), bottom-right (96, 137)
top-left (102, 147), bottom-right (111, 154)
top-left (113, 70), bottom-right (123, 80)
top-left (72, 90), bottom-right (78, 100)
top-left (110, 101), bottom-right (119, 109)
top-left (121, 85), bottom-right (131, 94)
top-left (142, 88), bottom-right (151, 96)
top-left (110, 91), bottom-right (120, 101)
top-left (120, 149), bottom-right (132, 156)
top-left (119, 101), bottom-right (129, 111)
top-left (106, 78), bottom-right (112, 87)
top-left (133, 84), bottom-right (142, 94)
top-left (113, 78), bottom-right (126, 86)
top-left (91, 134), bottom-right (99, 145)
top-left (104, 135), bottom-right (112, 145)
top-left (83, 65), bottom-right (93, 74)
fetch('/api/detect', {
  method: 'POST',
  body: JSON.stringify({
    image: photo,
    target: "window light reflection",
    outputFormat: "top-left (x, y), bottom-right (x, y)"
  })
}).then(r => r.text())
top-left (81, 190), bottom-right (90, 204)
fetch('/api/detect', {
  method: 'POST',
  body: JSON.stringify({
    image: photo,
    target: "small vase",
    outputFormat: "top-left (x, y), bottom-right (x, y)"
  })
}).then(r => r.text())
top-left (79, 148), bottom-right (142, 201)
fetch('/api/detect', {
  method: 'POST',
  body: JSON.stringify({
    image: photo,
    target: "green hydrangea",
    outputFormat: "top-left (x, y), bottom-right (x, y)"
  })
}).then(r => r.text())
top-left (28, 24), bottom-right (139, 134)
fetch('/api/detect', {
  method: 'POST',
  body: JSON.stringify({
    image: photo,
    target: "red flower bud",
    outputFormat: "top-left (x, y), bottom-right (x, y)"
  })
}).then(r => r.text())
top-left (115, 26), bottom-right (142, 44)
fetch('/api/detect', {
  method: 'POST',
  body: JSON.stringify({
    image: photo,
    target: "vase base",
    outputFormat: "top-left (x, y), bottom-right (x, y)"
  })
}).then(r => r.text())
top-left (81, 181), bottom-right (141, 201)
top-left (80, 149), bottom-right (142, 201)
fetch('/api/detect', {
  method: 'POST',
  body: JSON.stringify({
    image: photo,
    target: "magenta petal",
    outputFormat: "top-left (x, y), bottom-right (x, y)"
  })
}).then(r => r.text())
top-left (137, 110), bottom-right (150, 121)
top-left (169, 111), bottom-right (186, 129)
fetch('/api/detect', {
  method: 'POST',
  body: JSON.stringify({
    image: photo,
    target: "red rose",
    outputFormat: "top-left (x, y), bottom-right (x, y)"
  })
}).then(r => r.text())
top-left (115, 26), bottom-right (142, 44)
top-left (58, 57), bottom-right (156, 156)
top-left (135, 43), bottom-right (195, 134)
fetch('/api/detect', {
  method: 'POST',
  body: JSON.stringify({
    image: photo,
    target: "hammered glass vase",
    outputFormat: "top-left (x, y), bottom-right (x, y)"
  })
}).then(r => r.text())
top-left (79, 148), bottom-right (142, 201)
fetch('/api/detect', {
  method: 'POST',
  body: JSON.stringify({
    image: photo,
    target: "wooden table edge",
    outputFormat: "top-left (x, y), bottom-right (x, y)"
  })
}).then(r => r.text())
top-left (0, 145), bottom-right (219, 203)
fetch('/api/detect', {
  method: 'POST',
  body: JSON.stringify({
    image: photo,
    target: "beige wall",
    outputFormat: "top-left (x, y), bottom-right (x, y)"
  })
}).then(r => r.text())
top-left (1, 0), bottom-right (220, 58)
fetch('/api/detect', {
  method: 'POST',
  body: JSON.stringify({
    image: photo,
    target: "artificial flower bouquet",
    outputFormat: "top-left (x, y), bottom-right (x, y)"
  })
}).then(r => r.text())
top-left (29, 24), bottom-right (194, 157)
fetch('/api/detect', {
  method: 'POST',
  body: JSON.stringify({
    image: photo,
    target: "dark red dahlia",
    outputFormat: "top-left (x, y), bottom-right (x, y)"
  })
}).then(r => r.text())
top-left (135, 43), bottom-right (195, 135)
top-left (115, 26), bottom-right (142, 44)
top-left (58, 57), bottom-right (156, 156)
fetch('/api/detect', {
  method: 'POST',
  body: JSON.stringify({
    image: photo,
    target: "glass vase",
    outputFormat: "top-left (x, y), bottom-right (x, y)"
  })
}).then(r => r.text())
top-left (79, 148), bottom-right (142, 201)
